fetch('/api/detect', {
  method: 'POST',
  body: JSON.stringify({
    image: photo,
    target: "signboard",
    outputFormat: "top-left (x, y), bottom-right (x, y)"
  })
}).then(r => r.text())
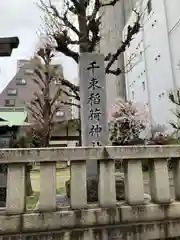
top-left (79, 53), bottom-right (108, 177)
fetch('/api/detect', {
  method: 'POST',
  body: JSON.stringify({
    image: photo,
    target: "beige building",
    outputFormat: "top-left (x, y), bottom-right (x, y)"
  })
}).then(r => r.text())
top-left (0, 59), bottom-right (79, 147)
top-left (0, 59), bottom-right (72, 122)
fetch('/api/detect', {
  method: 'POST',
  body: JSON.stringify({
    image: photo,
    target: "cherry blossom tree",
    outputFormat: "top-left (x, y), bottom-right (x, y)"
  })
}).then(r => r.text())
top-left (109, 100), bottom-right (149, 145)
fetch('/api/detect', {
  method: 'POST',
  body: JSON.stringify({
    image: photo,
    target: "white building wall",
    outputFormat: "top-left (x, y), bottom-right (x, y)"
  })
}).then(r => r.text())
top-left (165, 0), bottom-right (180, 89)
top-left (100, 0), bottom-right (126, 111)
top-left (124, 0), bottom-right (178, 133)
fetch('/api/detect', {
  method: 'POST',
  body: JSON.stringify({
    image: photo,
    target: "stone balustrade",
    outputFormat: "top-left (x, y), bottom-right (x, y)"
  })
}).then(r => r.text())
top-left (1, 145), bottom-right (180, 239)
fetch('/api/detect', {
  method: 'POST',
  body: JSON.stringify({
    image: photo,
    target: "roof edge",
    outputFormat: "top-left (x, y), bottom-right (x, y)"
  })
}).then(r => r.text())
top-left (0, 37), bottom-right (19, 48)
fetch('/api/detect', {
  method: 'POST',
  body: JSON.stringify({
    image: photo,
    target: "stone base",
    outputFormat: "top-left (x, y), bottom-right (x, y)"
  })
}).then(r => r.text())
top-left (65, 176), bottom-right (125, 202)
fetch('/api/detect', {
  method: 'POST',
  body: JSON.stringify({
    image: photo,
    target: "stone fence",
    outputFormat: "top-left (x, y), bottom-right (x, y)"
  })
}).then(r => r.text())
top-left (1, 145), bottom-right (180, 239)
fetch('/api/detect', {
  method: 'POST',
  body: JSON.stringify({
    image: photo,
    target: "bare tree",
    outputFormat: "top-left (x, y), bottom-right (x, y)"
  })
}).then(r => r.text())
top-left (38, 0), bottom-right (141, 97)
top-left (169, 90), bottom-right (180, 132)
top-left (28, 43), bottom-right (79, 146)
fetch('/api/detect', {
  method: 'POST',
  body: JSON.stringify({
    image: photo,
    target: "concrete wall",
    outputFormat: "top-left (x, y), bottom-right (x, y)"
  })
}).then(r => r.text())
top-left (0, 60), bottom-right (72, 123)
top-left (124, 0), bottom-right (180, 133)
top-left (1, 146), bottom-right (180, 238)
top-left (100, 0), bottom-right (126, 112)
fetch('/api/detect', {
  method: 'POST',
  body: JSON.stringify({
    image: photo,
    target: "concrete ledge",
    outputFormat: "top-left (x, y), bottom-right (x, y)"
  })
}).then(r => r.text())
top-left (0, 145), bottom-right (180, 163)
top-left (23, 203), bottom-right (180, 232)
top-left (2, 220), bottom-right (180, 239)
top-left (120, 204), bottom-right (165, 223)
top-left (166, 201), bottom-right (180, 219)
top-left (0, 215), bottom-right (21, 234)
top-left (23, 208), bottom-right (120, 232)
top-left (1, 203), bottom-right (180, 236)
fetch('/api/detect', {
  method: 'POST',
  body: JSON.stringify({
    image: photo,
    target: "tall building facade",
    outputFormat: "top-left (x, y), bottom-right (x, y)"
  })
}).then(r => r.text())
top-left (100, 0), bottom-right (126, 111)
top-left (0, 59), bottom-right (72, 123)
top-left (99, 0), bottom-right (139, 111)
top-left (124, 0), bottom-right (180, 133)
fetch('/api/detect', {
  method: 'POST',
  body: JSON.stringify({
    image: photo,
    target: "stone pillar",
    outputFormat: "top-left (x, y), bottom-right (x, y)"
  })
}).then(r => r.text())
top-left (70, 161), bottom-right (87, 209)
top-left (172, 159), bottom-right (180, 200)
top-left (79, 53), bottom-right (108, 202)
top-left (149, 159), bottom-right (171, 203)
top-left (39, 162), bottom-right (56, 211)
top-left (6, 163), bottom-right (26, 214)
top-left (79, 53), bottom-right (108, 178)
top-left (99, 0), bottom-right (126, 108)
top-left (124, 160), bottom-right (144, 205)
top-left (99, 159), bottom-right (116, 207)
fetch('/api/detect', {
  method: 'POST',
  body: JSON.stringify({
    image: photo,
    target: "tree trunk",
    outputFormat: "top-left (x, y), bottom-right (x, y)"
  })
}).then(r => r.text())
top-left (43, 76), bottom-right (51, 147)
top-left (78, 1), bottom-right (88, 53)
top-left (26, 165), bottom-right (33, 196)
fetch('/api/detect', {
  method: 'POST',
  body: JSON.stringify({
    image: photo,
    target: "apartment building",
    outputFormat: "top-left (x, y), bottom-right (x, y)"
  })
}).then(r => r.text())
top-left (123, 0), bottom-right (180, 133)
top-left (0, 59), bottom-right (72, 123)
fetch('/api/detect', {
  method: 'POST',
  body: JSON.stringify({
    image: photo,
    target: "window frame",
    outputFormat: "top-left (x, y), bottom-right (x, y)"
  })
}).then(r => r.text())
top-left (142, 81), bottom-right (145, 91)
top-left (4, 99), bottom-right (15, 107)
top-left (56, 111), bottom-right (64, 117)
top-left (16, 79), bottom-right (27, 85)
top-left (147, 0), bottom-right (152, 15)
top-left (7, 88), bottom-right (17, 96)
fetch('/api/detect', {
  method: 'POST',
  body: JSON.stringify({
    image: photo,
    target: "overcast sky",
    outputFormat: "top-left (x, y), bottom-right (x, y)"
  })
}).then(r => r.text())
top-left (0, 0), bottom-right (78, 91)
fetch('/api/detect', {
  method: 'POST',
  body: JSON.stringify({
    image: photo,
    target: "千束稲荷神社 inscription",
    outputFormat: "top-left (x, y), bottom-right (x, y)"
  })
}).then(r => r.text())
top-left (79, 53), bottom-right (108, 149)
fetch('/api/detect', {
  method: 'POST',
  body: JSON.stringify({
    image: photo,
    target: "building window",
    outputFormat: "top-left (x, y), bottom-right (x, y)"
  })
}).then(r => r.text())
top-left (55, 80), bottom-right (61, 85)
top-left (7, 88), bottom-right (17, 96)
top-left (142, 81), bottom-right (145, 91)
top-left (16, 79), bottom-right (27, 85)
top-left (25, 69), bottom-right (34, 74)
top-left (132, 91), bottom-right (134, 100)
top-left (147, 0), bottom-right (152, 14)
top-left (56, 111), bottom-right (64, 117)
top-left (5, 99), bottom-right (15, 106)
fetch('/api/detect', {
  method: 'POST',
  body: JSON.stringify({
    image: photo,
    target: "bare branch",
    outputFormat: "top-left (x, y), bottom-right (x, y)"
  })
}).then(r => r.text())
top-left (49, 106), bottom-right (61, 122)
top-left (61, 101), bottom-right (80, 108)
top-left (38, 0), bottom-right (141, 80)
top-left (30, 100), bottom-right (43, 116)
top-left (102, 0), bottom-right (120, 7)
top-left (49, 2), bottom-right (80, 36)
top-left (54, 32), bottom-right (79, 63)
top-left (50, 87), bottom-right (61, 107)
top-left (61, 88), bottom-right (79, 100)
top-left (69, 0), bottom-right (80, 12)
top-left (33, 77), bottom-right (45, 90)
top-left (106, 68), bottom-right (122, 75)
top-left (87, 0), bottom-right (100, 22)
top-left (34, 67), bottom-right (46, 85)
top-left (106, 11), bottom-right (141, 74)
top-left (170, 121), bottom-right (180, 131)
top-left (61, 78), bottom-right (80, 100)
top-left (88, 16), bottom-right (101, 51)
top-left (27, 106), bottom-right (44, 126)
top-left (33, 92), bottom-right (45, 110)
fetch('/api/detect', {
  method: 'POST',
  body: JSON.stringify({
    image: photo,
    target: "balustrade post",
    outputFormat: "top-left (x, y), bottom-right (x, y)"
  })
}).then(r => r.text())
top-left (98, 159), bottom-right (116, 208)
top-left (124, 159), bottom-right (144, 205)
top-left (39, 162), bottom-right (56, 211)
top-left (172, 159), bottom-right (180, 200)
top-left (70, 160), bottom-right (87, 209)
top-left (6, 163), bottom-right (26, 214)
top-left (149, 159), bottom-right (171, 203)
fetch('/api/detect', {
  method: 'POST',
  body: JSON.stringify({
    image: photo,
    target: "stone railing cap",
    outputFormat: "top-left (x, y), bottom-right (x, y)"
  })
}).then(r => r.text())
top-left (0, 145), bottom-right (179, 163)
